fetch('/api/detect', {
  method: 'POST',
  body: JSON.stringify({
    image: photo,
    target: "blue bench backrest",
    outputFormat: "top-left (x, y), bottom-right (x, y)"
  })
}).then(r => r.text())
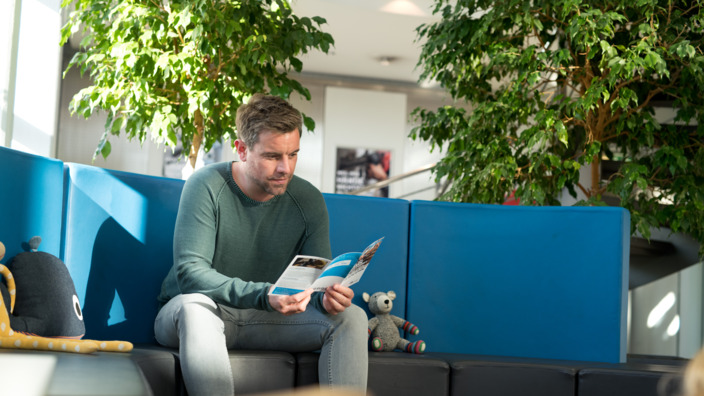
top-left (407, 200), bottom-right (630, 363)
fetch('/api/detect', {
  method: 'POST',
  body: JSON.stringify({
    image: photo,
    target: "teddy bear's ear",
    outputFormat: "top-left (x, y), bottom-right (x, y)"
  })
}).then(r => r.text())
top-left (362, 292), bottom-right (370, 303)
top-left (388, 291), bottom-right (396, 300)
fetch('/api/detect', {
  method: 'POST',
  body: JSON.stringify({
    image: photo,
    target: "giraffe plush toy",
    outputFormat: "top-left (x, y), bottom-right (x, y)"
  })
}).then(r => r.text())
top-left (0, 238), bottom-right (132, 354)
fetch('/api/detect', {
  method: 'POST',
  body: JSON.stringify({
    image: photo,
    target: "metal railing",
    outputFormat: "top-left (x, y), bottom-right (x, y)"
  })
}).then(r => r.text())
top-left (349, 163), bottom-right (439, 198)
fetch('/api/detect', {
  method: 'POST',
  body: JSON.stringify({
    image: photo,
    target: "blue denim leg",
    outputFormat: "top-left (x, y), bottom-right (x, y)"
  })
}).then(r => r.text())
top-left (220, 302), bottom-right (369, 390)
top-left (154, 293), bottom-right (234, 396)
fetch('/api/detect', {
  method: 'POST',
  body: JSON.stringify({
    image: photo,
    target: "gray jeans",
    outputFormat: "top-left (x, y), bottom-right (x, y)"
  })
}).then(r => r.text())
top-left (154, 293), bottom-right (369, 396)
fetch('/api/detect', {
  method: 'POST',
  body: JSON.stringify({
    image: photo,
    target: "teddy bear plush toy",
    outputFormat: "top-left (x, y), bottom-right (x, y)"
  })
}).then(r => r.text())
top-left (0, 237), bottom-right (132, 354)
top-left (363, 290), bottom-right (425, 354)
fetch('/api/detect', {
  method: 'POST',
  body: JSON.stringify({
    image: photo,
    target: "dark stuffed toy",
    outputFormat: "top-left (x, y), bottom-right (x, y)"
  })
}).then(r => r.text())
top-left (363, 290), bottom-right (426, 354)
top-left (0, 237), bottom-right (132, 353)
top-left (4, 236), bottom-right (85, 338)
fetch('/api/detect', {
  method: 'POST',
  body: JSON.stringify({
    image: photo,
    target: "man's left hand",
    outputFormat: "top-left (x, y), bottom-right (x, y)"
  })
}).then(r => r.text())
top-left (322, 284), bottom-right (354, 315)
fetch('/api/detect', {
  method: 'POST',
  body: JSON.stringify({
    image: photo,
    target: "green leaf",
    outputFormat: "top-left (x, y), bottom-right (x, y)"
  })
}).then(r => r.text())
top-left (644, 51), bottom-right (660, 69)
top-left (303, 114), bottom-right (316, 132)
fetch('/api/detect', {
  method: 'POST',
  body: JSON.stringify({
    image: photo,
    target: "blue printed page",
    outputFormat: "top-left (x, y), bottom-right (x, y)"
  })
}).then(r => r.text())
top-left (309, 252), bottom-right (361, 291)
top-left (341, 237), bottom-right (383, 287)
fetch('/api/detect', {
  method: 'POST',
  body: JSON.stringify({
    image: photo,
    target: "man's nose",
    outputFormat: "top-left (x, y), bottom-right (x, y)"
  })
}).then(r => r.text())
top-left (277, 157), bottom-right (291, 174)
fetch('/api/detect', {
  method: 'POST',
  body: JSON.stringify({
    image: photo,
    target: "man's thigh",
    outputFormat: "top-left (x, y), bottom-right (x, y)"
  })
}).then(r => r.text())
top-left (220, 305), bottom-right (336, 352)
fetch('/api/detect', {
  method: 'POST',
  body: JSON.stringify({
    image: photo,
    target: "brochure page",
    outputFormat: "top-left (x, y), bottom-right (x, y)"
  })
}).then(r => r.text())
top-left (269, 237), bottom-right (383, 296)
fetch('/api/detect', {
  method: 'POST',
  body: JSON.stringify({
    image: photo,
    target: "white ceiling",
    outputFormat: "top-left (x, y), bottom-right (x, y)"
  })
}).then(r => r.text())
top-left (290, 0), bottom-right (440, 85)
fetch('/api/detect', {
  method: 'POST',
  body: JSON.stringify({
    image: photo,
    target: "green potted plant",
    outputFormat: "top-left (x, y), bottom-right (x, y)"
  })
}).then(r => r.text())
top-left (412, 0), bottom-right (704, 255)
top-left (60, 0), bottom-right (333, 169)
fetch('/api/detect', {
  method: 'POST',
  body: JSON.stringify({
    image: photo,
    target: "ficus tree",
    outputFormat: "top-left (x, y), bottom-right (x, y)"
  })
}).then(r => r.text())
top-left (60, 0), bottom-right (333, 168)
top-left (412, 0), bottom-right (704, 255)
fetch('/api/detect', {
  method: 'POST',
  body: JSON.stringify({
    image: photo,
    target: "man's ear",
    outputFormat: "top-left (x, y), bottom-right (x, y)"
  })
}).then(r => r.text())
top-left (234, 139), bottom-right (247, 162)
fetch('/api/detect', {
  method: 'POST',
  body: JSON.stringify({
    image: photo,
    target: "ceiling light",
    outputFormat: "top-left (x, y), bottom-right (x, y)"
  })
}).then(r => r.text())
top-left (377, 56), bottom-right (398, 66)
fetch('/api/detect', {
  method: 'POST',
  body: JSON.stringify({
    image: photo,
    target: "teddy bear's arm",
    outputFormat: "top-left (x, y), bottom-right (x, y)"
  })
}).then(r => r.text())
top-left (390, 315), bottom-right (419, 335)
top-left (367, 317), bottom-right (379, 337)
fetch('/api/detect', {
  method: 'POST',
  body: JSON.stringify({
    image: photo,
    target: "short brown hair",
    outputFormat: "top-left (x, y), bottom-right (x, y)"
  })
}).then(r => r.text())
top-left (235, 94), bottom-right (303, 147)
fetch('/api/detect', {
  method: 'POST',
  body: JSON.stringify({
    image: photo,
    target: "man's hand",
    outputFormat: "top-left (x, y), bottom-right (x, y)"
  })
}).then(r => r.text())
top-left (268, 288), bottom-right (314, 315)
top-left (322, 284), bottom-right (354, 315)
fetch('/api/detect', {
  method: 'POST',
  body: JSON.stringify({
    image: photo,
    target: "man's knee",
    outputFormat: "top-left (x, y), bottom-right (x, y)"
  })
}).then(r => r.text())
top-left (337, 304), bottom-right (368, 331)
top-left (156, 294), bottom-right (219, 346)
top-left (165, 294), bottom-right (224, 335)
top-left (179, 294), bottom-right (220, 318)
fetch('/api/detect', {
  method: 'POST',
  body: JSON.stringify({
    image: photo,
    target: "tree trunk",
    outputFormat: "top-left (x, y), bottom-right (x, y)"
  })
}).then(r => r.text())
top-left (189, 109), bottom-right (204, 169)
top-left (590, 154), bottom-right (600, 198)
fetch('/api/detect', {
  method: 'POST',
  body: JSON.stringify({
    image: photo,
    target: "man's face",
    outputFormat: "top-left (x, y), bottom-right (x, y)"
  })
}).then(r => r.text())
top-left (239, 129), bottom-right (300, 201)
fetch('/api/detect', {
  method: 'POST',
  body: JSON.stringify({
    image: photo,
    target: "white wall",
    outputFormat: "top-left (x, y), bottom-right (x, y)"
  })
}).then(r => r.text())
top-left (629, 262), bottom-right (704, 358)
top-left (402, 92), bottom-right (451, 200)
top-left (322, 86), bottom-right (407, 196)
top-left (630, 273), bottom-right (680, 355)
top-left (680, 263), bottom-right (704, 357)
top-left (289, 85), bottom-right (325, 190)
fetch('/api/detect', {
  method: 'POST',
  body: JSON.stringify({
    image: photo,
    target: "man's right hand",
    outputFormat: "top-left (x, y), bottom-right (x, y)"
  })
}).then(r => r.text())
top-left (268, 287), bottom-right (314, 315)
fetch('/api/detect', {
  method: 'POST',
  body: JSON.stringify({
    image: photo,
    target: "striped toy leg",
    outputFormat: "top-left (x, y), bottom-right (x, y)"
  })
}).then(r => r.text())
top-left (404, 340), bottom-right (426, 354)
top-left (371, 336), bottom-right (384, 352)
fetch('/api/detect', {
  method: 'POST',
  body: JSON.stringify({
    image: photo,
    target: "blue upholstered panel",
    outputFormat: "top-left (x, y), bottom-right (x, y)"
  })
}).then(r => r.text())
top-left (407, 201), bottom-right (630, 363)
top-left (323, 194), bottom-right (410, 315)
top-left (62, 163), bottom-right (185, 343)
top-left (0, 146), bottom-right (64, 262)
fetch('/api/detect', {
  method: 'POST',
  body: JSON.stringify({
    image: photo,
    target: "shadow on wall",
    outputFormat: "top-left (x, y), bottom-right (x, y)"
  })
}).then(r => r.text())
top-left (64, 165), bottom-right (185, 344)
top-left (82, 217), bottom-right (169, 343)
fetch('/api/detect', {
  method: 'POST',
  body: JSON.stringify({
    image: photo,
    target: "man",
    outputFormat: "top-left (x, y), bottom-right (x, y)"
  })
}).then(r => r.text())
top-left (154, 94), bottom-right (369, 396)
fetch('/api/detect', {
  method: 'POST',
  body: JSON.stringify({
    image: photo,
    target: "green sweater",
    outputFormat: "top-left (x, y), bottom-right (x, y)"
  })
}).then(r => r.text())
top-left (157, 161), bottom-right (331, 312)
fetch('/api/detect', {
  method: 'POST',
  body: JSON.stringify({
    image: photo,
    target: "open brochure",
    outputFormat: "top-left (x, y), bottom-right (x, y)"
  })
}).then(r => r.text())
top-left (269, 237), bottom-right (384, 296)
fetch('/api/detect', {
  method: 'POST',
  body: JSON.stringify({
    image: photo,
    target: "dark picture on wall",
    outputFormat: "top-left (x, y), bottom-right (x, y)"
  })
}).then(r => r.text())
top-left (335, 147), bottom-right (391, 197)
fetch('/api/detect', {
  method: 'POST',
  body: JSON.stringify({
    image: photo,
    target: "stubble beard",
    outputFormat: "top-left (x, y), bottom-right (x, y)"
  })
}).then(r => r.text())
top-left (254, 172), bottom-right (292, 197)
